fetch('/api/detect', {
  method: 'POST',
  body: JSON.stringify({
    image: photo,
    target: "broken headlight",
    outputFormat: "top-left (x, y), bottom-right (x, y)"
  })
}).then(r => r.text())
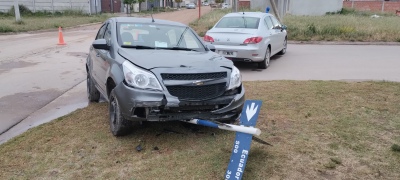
top-left (228, 66), bottom-right (241, 90)
top-left (122, 61), bottom-right (162, 90)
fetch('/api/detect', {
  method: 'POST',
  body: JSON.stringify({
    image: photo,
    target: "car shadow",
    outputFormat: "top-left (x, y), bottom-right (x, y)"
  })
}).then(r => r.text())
top-left (233, 55), bottom-right (284, 71)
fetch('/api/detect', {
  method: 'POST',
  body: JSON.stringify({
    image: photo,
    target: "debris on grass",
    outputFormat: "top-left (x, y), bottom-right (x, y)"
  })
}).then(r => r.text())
top-left (391, 144), bottom-right (400, 152)
top-left (136, 144), bottom-right (143, 152)
top-left (330, 157), bottom-right (342, 165)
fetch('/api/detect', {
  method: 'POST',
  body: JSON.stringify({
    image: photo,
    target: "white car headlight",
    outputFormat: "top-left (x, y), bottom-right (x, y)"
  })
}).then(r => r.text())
top-left (228, 66), bottom-right (241, 90)
top-left (122, 61), bottom-right (162, 90)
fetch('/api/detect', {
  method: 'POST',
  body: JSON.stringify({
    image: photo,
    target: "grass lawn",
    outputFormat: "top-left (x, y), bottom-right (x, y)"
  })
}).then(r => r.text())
top-left (1, 81), bottom-right (399, 179)
top-left (0, 15), bottom-right (110, 33)
top-left (190, 9), bottom-right (400, 42)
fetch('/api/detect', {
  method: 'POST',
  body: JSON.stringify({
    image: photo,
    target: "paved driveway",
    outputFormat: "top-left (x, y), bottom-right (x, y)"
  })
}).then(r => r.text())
top-left (239, 44), bottom-right (400, 82)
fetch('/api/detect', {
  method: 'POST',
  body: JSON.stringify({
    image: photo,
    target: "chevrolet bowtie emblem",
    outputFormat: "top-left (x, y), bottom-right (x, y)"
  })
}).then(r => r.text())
top-left (193, 80), bottom-right (204, 85)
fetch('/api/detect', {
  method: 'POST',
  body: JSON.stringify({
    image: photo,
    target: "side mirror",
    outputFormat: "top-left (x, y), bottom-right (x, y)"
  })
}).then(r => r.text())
top-left (281, 25), bottom-right (287, 31)
top-left (92, 39), bottom-right (109, 50)
top-left (206, 44), bottom-right (216, 52)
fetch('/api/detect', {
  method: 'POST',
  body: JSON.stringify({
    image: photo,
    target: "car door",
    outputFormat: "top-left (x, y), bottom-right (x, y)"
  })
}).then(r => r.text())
top-left (264, 15), bottom-right (279, 54)
top-left (269, 15), bottom-right (286, 55)
top-left (90, 23), bottom-right (107, 93)
top-left (96, 22), bottom-right (113, 92)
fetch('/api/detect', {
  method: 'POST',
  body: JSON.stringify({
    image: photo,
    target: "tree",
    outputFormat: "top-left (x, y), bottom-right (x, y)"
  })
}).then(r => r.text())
top-left (123, 0), bottom-right (137, 15)
top-left (175, 0), bottom-right (183, 8)
top-left (13, 0), bottom-right (21, 22)
top-left (215, 0), bottom-right (223, 4)
top-left (137, 0), bottom-right (145, 12)
top-left (269, 0), bottom-right (282, 22)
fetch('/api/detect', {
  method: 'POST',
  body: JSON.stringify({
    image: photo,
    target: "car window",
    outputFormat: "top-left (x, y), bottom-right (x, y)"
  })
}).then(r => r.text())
top-left (117, 23), bottom-right (205, 51)
top-left (269, 16), bottom-right (282, 29)
top-left (215, 17), bottom-right (260, 29)
top-left (104, 23), bottom-right (112, 46)
top-left (264, 16), bottom-right (274, 29)
top-left (96, 24), bottom-right (107, 39)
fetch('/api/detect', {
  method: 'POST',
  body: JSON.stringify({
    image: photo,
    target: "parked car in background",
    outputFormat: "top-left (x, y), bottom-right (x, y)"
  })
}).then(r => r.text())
top-left (186, 3), bottom-right (196, 9)
top-left (204, 12), bottom-right (287, 69)
top-left (87, 17), bottom-right (245, 136)
top-left (203, 2), bottom-right (209, 6)
top-left (221, 3), bottom-right (230, 9)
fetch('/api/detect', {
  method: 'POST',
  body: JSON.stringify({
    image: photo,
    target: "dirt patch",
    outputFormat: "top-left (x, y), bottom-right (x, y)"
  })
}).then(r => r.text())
top-left (0, 61), bottom-right (38, 74)
top-left (66, 52), bottom-right (89, 58)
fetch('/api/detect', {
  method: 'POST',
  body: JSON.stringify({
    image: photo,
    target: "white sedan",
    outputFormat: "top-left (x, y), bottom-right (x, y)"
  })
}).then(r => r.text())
top-left (204, 12), bottom-right (287, 69)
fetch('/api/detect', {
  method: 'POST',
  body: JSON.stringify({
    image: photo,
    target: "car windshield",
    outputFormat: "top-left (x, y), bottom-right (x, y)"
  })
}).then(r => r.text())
top-left (215, 17), bottom-right (260, 29)
top-left (117, 23), bottom-right (206, 52)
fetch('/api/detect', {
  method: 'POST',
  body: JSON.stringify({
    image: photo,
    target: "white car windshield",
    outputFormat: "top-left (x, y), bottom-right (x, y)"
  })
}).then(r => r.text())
top-left (117, 23), bottom-right (206, 52)
top-left (215, 17), bottom-right (260, 29)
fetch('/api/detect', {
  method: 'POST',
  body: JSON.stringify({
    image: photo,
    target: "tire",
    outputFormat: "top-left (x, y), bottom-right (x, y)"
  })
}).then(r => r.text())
top-left (278, 38), bottom-right (287, 55)
top-left (109, 89), bottom-right (133, 136)
top-left (87, 72), bottom-right (100, 102)
top-left (258, 47), bottom-right (271, 69)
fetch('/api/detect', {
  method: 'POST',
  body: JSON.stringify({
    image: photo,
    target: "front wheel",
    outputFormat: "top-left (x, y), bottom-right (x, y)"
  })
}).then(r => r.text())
top-left (109, 89), bottom-right (133, 136)
top-left (258, 47), bottom-right (271, 69)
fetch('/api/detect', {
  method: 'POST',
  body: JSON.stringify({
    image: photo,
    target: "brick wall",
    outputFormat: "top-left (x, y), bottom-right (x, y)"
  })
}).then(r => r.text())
top-left (239, 1), bottom-right (250, 9)
top-left (343, 1), bottom-right (400, 13)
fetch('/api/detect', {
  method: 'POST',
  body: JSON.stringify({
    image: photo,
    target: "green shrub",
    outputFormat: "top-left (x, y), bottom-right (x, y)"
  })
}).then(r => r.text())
top-left (0, 25), bottom-right (13, 33)
top-left (340, 8), bottom-right (356, 15)
top-left (8, 4), bottom-right (32, 15)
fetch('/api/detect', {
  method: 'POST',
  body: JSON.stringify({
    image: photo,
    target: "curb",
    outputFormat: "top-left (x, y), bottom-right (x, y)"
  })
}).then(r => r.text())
top-left (288, 41), bottom-right (400, 46)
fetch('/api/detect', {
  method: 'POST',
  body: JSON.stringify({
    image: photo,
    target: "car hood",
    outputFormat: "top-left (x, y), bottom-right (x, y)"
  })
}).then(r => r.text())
top-left (118, 48), bottom-right (233, 69)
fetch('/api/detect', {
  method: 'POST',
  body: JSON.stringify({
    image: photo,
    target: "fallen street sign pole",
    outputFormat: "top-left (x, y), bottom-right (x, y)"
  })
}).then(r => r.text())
top-left (184, 119), bottom-right (261, 136)
top-left (225, 100), bottom-right (262, 180)
top-left (182, 100), bottom-right (267, 180)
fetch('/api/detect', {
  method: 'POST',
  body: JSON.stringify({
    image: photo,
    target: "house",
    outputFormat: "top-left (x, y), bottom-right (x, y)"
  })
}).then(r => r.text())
top-left (0, 0), bottom-right (102, 14)
top-left (251, 0), bottom-right (343, 16)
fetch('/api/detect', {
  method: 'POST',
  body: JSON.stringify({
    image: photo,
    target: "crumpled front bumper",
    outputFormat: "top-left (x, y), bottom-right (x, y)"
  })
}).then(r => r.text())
top-left (113, 81), bottom-right (245, 122)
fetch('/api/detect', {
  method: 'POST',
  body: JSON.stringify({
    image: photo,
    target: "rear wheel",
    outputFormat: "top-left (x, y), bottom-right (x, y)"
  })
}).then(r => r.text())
top-left (87, 72), bottom-right (100, 102)
top-left (278, 38), bottom-right (287, 55)
top-left (258, 47), bottom-right (271, 69)
top-left (109, 89), bottom-right (133, 136)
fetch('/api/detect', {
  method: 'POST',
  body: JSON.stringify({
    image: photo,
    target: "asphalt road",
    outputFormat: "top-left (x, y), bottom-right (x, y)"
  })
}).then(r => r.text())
top-left (1, 7), bottom-right (399, 143)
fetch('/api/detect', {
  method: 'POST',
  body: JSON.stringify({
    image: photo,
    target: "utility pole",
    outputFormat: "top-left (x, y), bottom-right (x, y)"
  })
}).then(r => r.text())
top-left (198, 0), bottom-right (201, 20)
top-left (14, 0), bottom-right (21, 22)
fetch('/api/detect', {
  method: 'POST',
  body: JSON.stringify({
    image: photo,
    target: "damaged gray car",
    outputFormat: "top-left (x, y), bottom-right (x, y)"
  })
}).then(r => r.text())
top-left (86, 17), bottom-right (245, 136)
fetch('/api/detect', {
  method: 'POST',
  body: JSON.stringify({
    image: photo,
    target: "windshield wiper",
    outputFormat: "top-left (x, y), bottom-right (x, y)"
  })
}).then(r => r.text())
top-left (121, 45), bottom-right (155, 49)
top-left (160, 47), bottom-right (198, 51)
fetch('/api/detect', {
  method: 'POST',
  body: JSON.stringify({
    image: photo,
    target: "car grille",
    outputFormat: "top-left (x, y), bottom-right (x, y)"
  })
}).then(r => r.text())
top-left (161, 72), bottom-right (227, 80)
top-left (166, 83), bottom-right (226, 100)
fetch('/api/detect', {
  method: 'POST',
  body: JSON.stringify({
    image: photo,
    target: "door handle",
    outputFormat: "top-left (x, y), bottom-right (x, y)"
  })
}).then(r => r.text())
top-left (96, 53), bottom-right (100, 57)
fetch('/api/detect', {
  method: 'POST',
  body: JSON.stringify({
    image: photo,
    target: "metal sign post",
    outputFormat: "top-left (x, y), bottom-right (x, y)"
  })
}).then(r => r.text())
top-left (182, 100), bottom-right (267, 180)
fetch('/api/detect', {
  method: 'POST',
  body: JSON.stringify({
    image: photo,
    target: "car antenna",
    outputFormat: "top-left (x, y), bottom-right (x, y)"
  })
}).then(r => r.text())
top-left (151, 5), bottom-right (155, 22)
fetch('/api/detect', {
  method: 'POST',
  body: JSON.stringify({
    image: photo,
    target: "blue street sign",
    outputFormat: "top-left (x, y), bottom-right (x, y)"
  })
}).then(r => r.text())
top-left (225, 100), bottom-right (262, 180)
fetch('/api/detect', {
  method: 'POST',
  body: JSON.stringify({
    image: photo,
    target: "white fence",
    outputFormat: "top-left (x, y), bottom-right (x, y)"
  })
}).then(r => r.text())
top-left (0, 0), bottom-right (101, 14)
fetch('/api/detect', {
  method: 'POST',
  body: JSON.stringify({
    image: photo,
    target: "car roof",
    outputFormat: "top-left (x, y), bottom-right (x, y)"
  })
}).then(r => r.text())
top-left (111, 17), bottom-right (187, 27)
top-left (223, 12), bottom-right (268, 18)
